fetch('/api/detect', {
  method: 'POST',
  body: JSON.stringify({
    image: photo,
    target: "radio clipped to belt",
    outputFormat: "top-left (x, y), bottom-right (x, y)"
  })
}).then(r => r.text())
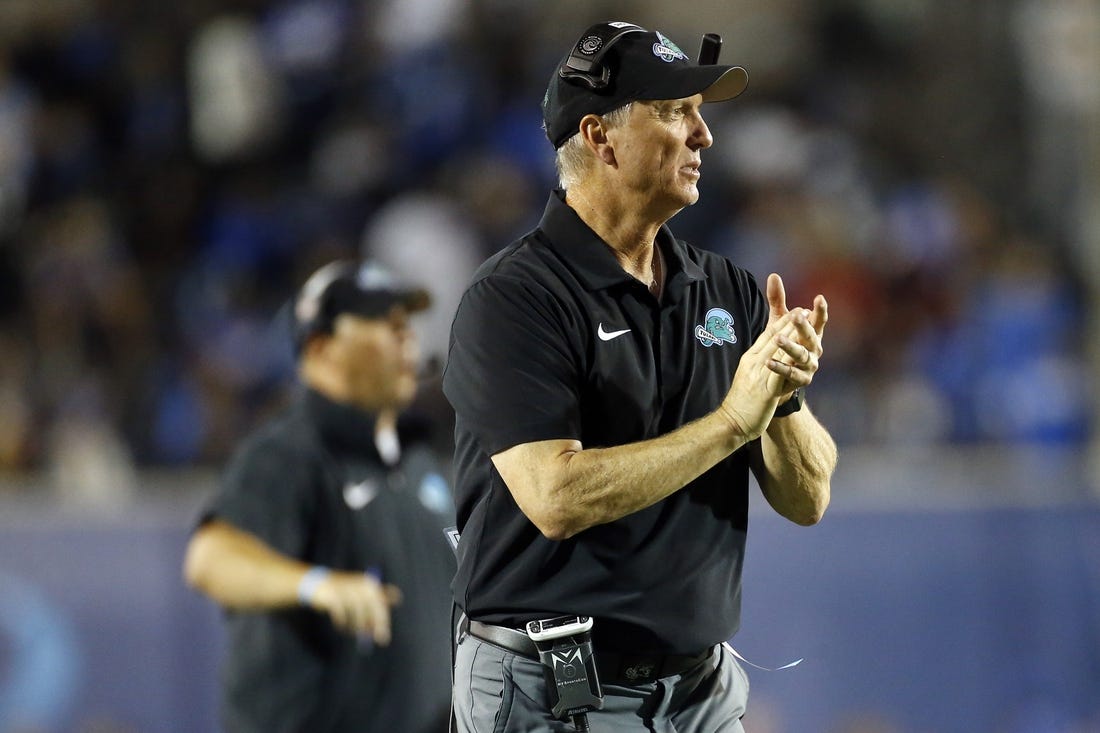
top-left (525, 615), bottom-right (603, 732)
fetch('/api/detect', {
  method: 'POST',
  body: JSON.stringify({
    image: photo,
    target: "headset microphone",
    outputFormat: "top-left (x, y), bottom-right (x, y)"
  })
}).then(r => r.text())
top-left (698, 33), bottom-right (722, 65)
top-left (418, 355), bottom-right (443, 383)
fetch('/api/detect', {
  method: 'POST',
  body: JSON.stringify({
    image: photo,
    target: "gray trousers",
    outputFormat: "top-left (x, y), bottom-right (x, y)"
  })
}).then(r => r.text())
top-left (452, 634), bottom-right (750, 732)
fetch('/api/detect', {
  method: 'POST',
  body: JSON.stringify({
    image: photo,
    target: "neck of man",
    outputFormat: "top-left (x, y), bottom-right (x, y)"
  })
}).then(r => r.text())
top-left (565, 182), bottom-right (673, 288)
top-left (301, 362), bottom-right (389, 417)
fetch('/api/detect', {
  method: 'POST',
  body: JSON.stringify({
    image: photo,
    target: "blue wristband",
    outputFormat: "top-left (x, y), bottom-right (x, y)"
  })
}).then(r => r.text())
top-left (297, 566), bottom-right (330, 606)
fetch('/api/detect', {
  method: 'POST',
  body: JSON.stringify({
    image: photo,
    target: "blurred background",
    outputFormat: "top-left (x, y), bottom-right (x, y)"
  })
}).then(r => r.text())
top-left (0, 0), bottom-right (1098, 731)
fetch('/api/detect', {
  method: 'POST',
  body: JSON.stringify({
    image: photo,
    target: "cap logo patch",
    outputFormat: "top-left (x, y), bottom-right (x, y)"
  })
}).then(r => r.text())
top-left (578, 35), bottom-right (603, 55)
top-left (696, 307), bottom-right (737, 347)
top-left (653, 31), bottom-right (687, 63)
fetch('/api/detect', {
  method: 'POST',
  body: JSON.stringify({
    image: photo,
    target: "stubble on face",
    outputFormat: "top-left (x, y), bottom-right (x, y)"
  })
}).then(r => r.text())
top-left (612, 96), bottom-right (711, 214)
top-left (333, 312), bottom-right (419, 412)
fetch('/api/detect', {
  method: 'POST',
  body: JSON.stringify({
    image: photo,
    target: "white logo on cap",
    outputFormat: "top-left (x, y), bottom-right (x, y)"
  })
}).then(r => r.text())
top-left (652, 31), bottom-right (687, 63)
top-left (356, 262), bottom-right (398, 290)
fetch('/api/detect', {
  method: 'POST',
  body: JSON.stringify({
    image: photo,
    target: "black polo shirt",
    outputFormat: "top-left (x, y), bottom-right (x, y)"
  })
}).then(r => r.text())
top-left (198, 388), bottom-right (456, 733)
top-left (443, 190), bottom-right (769, 654)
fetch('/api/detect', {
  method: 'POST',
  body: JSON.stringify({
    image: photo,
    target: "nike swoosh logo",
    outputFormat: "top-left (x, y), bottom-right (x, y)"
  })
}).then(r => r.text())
top-left (597, 323), bottom-right (631, 341)
top-left (343, 480), bottom-right (379, 510)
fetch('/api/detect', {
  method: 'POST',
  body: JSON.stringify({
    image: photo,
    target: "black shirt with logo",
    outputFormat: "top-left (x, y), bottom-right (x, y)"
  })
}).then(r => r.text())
top-left (198, 388), bottom-right (456, 733)
top-left (443, 190), bottom-right (768, 654)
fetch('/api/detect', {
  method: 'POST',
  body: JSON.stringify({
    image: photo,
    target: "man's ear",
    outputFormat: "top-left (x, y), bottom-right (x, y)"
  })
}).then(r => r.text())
top-left (578, 114), bottom-right (616, 166)
top-left (301, 332), bottom-right (331, 362)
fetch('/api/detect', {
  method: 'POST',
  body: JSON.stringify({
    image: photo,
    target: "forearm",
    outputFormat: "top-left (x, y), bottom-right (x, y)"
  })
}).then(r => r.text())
top-left (495, 409), bottom-right (753, 540)
top-left (183, 520), bottom-right (310, 610)
top-left (759, 407), bottom-right (837, 525)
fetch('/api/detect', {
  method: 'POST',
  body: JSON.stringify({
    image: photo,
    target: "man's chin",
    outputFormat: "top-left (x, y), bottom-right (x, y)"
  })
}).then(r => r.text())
top-left (668, 182), bottom-right (700, 207)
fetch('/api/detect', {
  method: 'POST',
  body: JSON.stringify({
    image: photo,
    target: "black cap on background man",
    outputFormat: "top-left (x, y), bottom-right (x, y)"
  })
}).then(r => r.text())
top-left (292, 260), bottom-right (431, 353)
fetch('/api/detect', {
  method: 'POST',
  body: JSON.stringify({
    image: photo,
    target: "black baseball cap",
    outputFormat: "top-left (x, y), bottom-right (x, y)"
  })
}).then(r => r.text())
top-left (292, 260), bottom-right (430, 351)
top-left (542, 22), bottom-right (749, 149)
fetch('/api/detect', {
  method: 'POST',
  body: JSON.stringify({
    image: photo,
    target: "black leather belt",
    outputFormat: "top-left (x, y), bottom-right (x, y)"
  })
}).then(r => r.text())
top-left (464, 618), bottom-right (713, 685)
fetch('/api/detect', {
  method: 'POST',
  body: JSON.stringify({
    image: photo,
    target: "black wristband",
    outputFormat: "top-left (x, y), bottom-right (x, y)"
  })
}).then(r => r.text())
top-left (773, 388), bottom-right (804, 418)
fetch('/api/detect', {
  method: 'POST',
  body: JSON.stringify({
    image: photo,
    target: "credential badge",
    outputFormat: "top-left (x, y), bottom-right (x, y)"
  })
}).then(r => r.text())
top-left (696, 307), bottom-right (737, 347)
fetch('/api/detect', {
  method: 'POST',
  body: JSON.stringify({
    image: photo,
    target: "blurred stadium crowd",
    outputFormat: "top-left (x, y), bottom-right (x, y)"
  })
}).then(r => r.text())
top-left (0, 0), bottom-right (1096, 492)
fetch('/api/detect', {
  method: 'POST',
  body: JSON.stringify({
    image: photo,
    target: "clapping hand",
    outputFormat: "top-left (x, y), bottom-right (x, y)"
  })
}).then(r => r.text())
top-left (764, 273), bottom-right (827, 400)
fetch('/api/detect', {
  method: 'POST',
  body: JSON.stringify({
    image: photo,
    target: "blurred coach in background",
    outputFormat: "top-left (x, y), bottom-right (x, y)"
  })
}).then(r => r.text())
top-left (184, 260), bottom-right (455, 732)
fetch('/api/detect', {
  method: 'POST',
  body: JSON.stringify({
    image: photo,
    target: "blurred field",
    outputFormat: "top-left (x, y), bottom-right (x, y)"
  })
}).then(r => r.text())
top-left (2, 447), bottom-right (1099, 732)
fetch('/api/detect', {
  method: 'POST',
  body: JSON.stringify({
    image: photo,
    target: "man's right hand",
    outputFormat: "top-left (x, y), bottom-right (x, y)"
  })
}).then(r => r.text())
top-left (718, 308), bottom-right (803, 440)
top-left (719, 273), bottom-right (829, 440)
top-left (308, 571), bottom-right (402, 644)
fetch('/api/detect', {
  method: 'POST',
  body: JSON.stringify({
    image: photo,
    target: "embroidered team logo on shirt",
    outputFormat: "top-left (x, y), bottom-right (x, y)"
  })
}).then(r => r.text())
top-left (695, 308), bottom-right (737, 347)
top-left (418, 472), bottom-right (452, 515)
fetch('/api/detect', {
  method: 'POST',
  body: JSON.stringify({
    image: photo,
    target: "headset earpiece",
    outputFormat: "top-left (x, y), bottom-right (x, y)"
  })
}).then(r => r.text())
top-left (294, 261), bottom-right (356, 348)
top-left (558, 21), bottom-right (646, 90)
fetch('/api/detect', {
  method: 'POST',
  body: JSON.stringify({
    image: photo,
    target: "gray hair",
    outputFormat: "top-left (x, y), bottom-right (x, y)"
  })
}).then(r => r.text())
top-left (553, 103), bottom-right (635, 189)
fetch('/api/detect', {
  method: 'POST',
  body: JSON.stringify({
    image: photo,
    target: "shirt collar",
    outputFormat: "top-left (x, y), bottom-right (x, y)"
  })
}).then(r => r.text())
top-left (301, 387), bottom-right (434, 461)
top-left (302, 387), bottom-right (383, 458)
top-left (537, 189), bottom-right (707, 299)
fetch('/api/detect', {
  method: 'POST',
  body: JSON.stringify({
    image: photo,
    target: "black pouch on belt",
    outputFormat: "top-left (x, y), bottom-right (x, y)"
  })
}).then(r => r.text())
top-left (525, 615), bottom-right (604, 724)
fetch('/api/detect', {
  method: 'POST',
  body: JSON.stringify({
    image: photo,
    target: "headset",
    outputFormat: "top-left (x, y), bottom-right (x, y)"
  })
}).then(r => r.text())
top-left (292, 260), bottom-right (356, 350)
top-left (558, 22), bottom-right (646, 90)
top-left (558, 22), bottom-right (724, 91)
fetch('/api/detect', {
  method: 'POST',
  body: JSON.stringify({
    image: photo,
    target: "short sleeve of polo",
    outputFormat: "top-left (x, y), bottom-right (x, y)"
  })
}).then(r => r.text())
top-left (199, 431), bottom-right (317, 556)
top-left (444, 273), bottom-right (580, 457)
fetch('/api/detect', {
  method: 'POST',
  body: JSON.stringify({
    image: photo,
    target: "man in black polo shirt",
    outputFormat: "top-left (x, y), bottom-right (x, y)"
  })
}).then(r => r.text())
top-left (443, 22), bottom-right (838, 732)
top-left (184, 260), bottom-right (455, 732)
